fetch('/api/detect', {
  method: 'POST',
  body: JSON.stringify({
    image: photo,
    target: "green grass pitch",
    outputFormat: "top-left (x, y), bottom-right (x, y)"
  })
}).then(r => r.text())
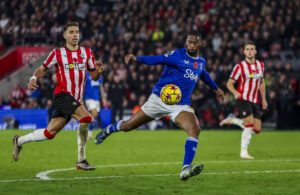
top-left (0, 129), bottom-right (300, 194)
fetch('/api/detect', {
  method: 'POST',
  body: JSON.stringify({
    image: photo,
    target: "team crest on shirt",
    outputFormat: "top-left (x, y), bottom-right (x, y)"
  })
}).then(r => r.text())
top-left (80, 53), bottom-right (85, 59)
top-left (73, 58), bottom-right (78, 63)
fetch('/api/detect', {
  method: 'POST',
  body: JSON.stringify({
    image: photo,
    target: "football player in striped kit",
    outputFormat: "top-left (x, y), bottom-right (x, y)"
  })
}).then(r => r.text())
top-left (12, 22), bottom-right (103, 170)
top-left (220, 41), bottom-right (268, 159)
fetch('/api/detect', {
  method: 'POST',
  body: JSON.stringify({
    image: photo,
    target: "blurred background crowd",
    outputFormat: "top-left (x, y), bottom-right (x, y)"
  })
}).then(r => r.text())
top-left (0, 0), bottom-right (299, 129)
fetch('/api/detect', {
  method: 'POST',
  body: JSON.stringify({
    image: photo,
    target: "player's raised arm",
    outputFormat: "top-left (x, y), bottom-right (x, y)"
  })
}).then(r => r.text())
top-left (125, 51), bottom-right (174, 66)
top-left (27, 65), bottom-right (48, 90)
top-left (200, 69), bottom-right (224, 102)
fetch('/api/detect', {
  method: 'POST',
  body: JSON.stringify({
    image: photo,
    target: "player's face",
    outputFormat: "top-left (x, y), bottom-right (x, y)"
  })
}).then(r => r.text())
top-left (186, 35), bottom-right (201, 56)
top-left (64, 26), bottom-right (80, 46)
top-left (244, 44), bottom-right (257, 59)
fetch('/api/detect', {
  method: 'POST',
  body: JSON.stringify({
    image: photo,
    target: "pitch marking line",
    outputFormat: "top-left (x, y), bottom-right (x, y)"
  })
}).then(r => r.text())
top-left (0, 159), bottom-right (299, 183)
top-left (36, 159), bottom-right (300, 180)
top-left (1, 169), bottom-right (300, 183)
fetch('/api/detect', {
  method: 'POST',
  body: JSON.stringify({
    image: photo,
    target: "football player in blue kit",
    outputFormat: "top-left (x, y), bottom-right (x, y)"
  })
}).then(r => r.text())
top-left (84, 72), bottom-right (105, 139)
top-left (95, 32), bottom-right (225, 181)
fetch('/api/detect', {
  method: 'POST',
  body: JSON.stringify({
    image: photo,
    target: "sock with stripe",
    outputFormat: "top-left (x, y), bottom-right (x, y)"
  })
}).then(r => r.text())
top-left (182, 137), bottom-right (199, 169)
top-left (107, 120), bottom-right (125, 134)
top-left (17, 128), bottom-right (55, 146)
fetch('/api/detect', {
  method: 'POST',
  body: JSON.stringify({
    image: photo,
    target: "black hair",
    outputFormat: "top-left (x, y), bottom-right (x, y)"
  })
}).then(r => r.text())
top-left (63, 22), bottom-right (79, 33)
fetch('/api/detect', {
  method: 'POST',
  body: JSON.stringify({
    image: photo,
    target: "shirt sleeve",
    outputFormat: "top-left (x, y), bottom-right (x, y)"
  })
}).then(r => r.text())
top-left (43, 49), bottom-right (57, 69)
top-left (200, 69), bottom-right (219, 90)
top-left (136, 50), bottom-right (176, 66)
top-left (229, 64), bottom-right (241, 80)
top-left (87, 49), bottom-right (96, 71)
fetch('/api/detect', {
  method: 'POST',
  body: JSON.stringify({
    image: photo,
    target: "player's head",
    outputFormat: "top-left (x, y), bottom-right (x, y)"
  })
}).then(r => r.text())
top-left (243, 41), bottom-right (257, 59)
top-left (63, 22), bottom-right (80, 46)
top-left (185, 32), bottom-right (201, 56)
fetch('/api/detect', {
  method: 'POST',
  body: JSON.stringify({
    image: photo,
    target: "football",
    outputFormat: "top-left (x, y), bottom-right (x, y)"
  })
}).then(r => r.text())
top-left (160, 84), bottom-right (182, 105)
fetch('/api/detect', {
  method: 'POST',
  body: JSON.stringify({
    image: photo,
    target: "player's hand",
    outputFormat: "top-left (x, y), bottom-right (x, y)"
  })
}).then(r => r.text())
top-left (28, 79), bottom-right (39, 90)
top-left (233, 91), bottom-right (241, 100)
top-left (125, 54), bottom-right (137, 64)
top-left (262, 99), bottom-right (268, 110)
top-left (216, 88), bottom-right (225, 102)
top-left (95, 60), bottom-right (104, 74)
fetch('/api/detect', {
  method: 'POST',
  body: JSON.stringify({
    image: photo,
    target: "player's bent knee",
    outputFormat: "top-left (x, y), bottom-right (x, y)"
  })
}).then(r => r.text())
top-left (80, 116), bottom-right (92, 124)
top-left (44, 129), bottom-right (56, 139)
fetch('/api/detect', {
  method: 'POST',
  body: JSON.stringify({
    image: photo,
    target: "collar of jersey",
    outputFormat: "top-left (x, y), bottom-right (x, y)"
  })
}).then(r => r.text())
top-left (185, 51), bottom-right (199, 60)
top-left (64, 46), bottom-right (80, 52)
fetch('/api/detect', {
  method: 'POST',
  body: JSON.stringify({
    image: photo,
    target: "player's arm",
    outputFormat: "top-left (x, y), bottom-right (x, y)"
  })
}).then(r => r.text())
top-left (28, 65), bottom-right (48, 90)
top-left (226, 79), bottom-right (241, 100)
top-left (89, 60), bottom-right (104, 81)
top-left (125, 53), bottom-right (172, 66)
top-left (200, 69), bottom-right (224, 102)
top-left (259, 78), bottom-right (268, 110)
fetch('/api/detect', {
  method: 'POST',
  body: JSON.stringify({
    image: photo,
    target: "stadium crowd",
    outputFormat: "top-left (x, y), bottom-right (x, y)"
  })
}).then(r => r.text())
top-left (0, 0), bottom-right (299, 128)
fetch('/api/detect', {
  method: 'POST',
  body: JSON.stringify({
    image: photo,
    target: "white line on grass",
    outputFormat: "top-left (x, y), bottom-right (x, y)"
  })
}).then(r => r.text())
top-left (1, 169), bottom-right (300, 183)
top-left (36, 159), bottom-right (300, 180)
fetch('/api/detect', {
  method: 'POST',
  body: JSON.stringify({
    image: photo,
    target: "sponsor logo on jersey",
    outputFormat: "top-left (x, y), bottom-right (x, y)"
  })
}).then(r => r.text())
top-left (184, 60), bottom-right (189, 64)
top-left (184, 69), bottom-right (198, 81)
top-left (65, 63), bottom-right (85, 70)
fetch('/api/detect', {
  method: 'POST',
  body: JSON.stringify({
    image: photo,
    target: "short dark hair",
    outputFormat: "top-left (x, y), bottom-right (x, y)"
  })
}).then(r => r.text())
top-left (187, 31), bottom-right (202, 40)
top-left (244, 40), bottom-right (256, 48)
top-left (63, 22), bottom-right (79, 33)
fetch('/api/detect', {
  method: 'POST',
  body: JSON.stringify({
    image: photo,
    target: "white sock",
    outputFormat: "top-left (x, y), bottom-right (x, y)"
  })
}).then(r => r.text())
top-left (77, 123), bottom-right (89, 162)
top-left (241, 126), bottom-right (253, 155)
top-left (17, 129), bottom-right (47, 145)
top-left (231, 118), bottom-right (245, 129)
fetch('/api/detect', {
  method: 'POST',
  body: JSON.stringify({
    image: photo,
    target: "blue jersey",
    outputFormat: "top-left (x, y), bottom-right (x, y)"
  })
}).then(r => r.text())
top-left (136, 48), bottom-right (218, 105)
top-left (84, 72), bottom-right (102, 101)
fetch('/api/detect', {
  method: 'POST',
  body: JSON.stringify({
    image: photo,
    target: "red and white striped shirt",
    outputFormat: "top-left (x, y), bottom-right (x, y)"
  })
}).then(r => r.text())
top-left (230, 60), bottom-right (265, 104)
top-left (43, 46), bottom-right (96, 102)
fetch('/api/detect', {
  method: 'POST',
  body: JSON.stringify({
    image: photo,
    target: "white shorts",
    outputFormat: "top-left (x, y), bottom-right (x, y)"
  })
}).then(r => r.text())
top-left (141, 93), bottom-right (195, 123)
top-left (85, 99), bottom-right (100, 112)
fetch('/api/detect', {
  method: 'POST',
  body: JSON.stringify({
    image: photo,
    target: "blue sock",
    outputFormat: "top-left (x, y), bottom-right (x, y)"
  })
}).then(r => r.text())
top-left (183, 137), bottom-right (199, 169)
top-left (107, 120), bottom-right (124, 134)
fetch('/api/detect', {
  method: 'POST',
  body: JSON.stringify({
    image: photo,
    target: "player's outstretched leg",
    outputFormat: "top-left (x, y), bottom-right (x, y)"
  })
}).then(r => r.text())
top-left (95, 109), bottom-right (153, 145)
top-left (12, 128), bottom-right (56, 161)
top-left (95, 120), bottom-right (124, 144)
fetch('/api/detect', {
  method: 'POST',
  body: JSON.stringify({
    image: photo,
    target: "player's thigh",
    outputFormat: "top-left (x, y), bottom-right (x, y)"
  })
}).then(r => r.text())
top-left (175, 111), bottom-right (200, 137)
top-left (90, 109), bottom-right (99, 119)
top-left (72, 105), bottom-right (92, 120)
top-left (254, 118), bottom-right (262, 131)
top-left (47, 117), bottom-right (67, 134)
top-left (122, 109), bottom-right (153, 130)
